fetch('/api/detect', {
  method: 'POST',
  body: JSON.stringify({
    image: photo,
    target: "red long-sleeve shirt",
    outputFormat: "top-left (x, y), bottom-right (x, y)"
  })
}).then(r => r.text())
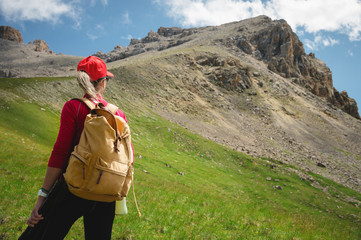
top-left (48, 96), bottom-right (131, 169)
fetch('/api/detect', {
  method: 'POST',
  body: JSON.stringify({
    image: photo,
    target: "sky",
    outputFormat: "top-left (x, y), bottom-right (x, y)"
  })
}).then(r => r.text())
top-left (0, 0), bottom-right (360, 112)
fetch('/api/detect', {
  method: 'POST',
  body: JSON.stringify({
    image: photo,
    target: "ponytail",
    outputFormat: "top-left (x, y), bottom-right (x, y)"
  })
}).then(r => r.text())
top-left (77, 71), bottom-right (106, 99)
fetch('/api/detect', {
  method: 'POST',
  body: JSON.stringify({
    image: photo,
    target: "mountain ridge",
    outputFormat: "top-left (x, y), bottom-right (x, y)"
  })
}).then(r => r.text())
top-left (95, 15), bottom-right (360, 120)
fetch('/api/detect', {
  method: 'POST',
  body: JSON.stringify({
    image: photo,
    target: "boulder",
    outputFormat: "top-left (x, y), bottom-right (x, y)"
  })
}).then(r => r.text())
top-left (333, 89), bottom-right (360, 119)
top-left (237, 37), bottom-right (253, 54)
top-left (141, 30), bottom-right (160, 43)
top-left (31, 39), bottom-right (50, 52)
top-left (157, 27), bottom-right (184, 37)
top-left (196, 54), bottom-right (252, 92)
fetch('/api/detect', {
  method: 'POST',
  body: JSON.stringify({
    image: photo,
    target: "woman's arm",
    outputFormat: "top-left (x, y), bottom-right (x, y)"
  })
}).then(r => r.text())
top-left (27, 100), bottom-right (78, 227)
top-left (27, 167), bottom-right (63, 227)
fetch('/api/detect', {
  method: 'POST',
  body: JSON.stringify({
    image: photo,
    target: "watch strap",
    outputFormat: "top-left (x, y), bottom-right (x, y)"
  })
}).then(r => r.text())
top-left (38, 188), bottom-right (49, 198)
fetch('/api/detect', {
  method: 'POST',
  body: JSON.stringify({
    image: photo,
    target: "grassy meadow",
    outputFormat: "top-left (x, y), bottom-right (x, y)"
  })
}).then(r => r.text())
top-left (0, 77), bottom-right (360, 239)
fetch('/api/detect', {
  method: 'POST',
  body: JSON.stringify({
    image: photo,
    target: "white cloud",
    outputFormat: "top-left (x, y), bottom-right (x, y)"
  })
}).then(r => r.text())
top-left (90, 0), bottom-right (109, 7)
top-left (153, 0), bottom-right (264, 26)
top-left (0, 0), bottom-right (76, 24)
top-left (154, 0), bottom-right (361, 42)
top-left (87, 32), bottom-right (99, 40)
top-left (304, 35), bottom-right (339, 51)
top-left (122, 11), bottom-right (131, 24)
top-left (348, 50), bottom-right (354, 56)
top-left (322, 37), bottom-right (339, 47)
top-left (90, 0), bottom-right (97, 7)
top-left (121, 34), bottom-right (133, 41)
top-left (95, 24), bottom-right (104, 31)
top-left (86, 24), bottom-right (106, 40)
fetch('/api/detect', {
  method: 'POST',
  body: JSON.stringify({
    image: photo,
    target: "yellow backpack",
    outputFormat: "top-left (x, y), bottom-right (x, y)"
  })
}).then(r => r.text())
top-left (64, 98), bottom-right (133, 202)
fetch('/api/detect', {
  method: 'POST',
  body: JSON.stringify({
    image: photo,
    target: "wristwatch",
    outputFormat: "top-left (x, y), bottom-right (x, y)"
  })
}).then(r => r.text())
top-left (37, 188), bottom-right (49, 198)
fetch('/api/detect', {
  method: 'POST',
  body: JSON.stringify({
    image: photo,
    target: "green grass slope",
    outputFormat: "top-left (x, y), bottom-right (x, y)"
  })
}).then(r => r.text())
top-left (0, 77), bottom-right (360, 240)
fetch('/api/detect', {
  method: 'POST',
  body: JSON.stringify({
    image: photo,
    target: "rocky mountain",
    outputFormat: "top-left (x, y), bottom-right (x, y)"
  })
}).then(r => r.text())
top-left (98, 16), bottom-right (361, 193)
top-left (95, 16), bottom-right (360, 120)
top-left (1, 16), bottom-right (361, 194)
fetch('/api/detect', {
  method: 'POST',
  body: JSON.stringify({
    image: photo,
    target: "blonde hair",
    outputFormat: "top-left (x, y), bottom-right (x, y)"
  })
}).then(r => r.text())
top-left (77, 71), bottom-right (106, 99)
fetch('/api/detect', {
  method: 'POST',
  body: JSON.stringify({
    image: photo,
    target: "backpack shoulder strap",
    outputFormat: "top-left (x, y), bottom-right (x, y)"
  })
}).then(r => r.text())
top-left (73, 98), bottom-right (118, 114)
top-left (72, 98), bottom-right (96, 110)
top-left (107, 103), bottom-right (119, 115)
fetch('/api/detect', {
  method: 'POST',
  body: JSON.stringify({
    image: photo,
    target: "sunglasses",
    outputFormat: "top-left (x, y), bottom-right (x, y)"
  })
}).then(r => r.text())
top-left (97, 76), bottom-right (110, 82)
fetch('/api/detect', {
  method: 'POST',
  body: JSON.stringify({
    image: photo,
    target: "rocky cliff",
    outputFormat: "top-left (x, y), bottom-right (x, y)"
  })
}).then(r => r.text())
top-left (225, 16), bottom-right (360, 119)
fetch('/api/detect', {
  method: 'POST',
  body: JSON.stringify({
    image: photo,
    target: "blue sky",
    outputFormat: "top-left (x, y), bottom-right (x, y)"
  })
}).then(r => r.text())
top-left (0, 0), bottom-right (360, 112)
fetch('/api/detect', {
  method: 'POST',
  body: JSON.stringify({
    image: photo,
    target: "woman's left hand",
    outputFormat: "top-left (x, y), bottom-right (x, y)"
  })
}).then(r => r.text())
top-left (27, 197), bottom-right (45, 227)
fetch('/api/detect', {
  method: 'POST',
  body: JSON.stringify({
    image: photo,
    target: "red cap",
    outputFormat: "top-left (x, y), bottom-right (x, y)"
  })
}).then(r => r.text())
top-left (77, 56), bottom-right (114, 81)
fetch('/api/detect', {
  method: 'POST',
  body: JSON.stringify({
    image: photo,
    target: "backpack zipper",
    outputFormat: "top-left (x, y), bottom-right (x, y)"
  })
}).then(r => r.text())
top-left (96, 170), bottom-right (103, 184)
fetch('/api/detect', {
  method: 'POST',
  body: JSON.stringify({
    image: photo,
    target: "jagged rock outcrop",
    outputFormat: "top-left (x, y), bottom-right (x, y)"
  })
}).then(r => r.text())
top-left (29, 39), bottom-right (50, 53)
top-left (0, 38), bottom-right (81, 78)
top-left (226, 16), bottom-right (360, 119)
top-left (0, 26), bottom-right (52, 54)
top-left (93, 27), bottom-right (197, 62)
top-left (249, 18), bottom-right (335, 102)
top-left (141, 30), bottom-right (161, 43)
top-left (333, 89), bottom-right (360, 116)
top-left (158, 26), bottom-right (195, 37)
top-left (0, 26), bottom-right (23, 43)
top-left (158, 27), bottom-right (184, 36)
top-left (195, 54), bottom-right (251, 92)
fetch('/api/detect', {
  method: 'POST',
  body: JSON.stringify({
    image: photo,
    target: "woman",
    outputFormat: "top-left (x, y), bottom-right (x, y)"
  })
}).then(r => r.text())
top-left (27, 56), bottom-right (128, 239)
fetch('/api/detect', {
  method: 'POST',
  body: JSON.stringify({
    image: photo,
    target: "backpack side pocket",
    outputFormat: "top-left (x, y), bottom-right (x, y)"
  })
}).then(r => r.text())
top-left (64, 151), bottom-right (89, 189)
top-left (86, 157), bottom-right (129, 197)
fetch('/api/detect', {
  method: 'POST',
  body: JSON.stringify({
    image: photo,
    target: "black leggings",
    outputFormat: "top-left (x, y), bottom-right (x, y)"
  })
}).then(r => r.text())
top-left (40, 186), bottom-right (115, 240)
